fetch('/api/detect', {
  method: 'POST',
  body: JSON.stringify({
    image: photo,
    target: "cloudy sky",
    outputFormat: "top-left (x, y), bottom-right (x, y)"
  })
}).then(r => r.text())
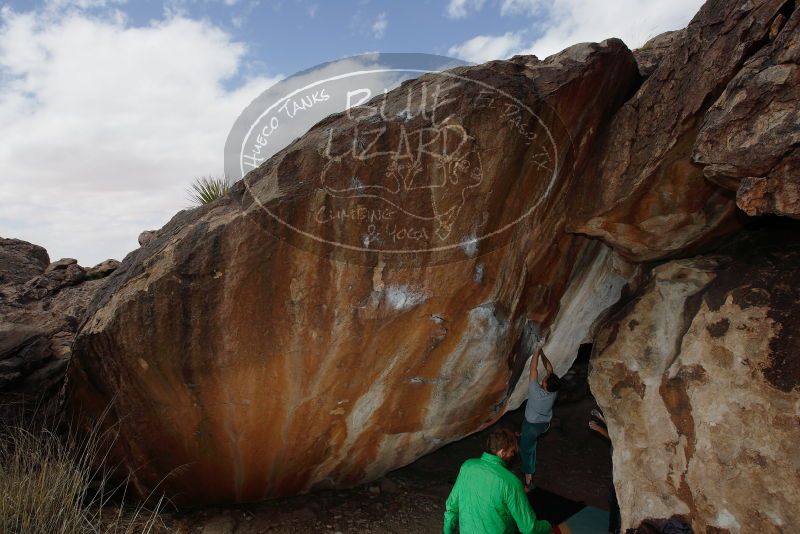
top-left (0, 0), bottom-right (704, 265)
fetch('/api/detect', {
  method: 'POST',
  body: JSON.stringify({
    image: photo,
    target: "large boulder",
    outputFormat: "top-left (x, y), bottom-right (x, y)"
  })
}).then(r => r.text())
top-left (0, 237), bottom-right (49, 285)
top-left (589, 224), bottom-right (800, 532)
top-left (87, 259), bottom-right (121, 280)
top-left (0, 324), bottom-right (51, 390)
top-left (68, 41), bottom-right (641, 504)
top-left (61, 0), bottom-right (800, 512)
top-left (569, 0), bottom-right (789, 261)
top-left (693, 4), bottom-right (799, 219)
top-left (0, 239), bottom-right (111, 416)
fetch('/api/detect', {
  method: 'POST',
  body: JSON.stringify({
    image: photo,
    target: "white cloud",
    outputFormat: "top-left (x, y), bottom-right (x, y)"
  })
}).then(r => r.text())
top-left (446, 0), bottom-right (485, 19)
top-left (162, 0), bottom-right (189, 18)
top-left (0, 6), bottom-right (280, 265)
top-left (450, 0), bottom-right (705, 62)
top-left (45, 0), bottom-right (127, 9)
top-left (499, 0), bottom-right (541, 16)
top-left (447, 31), bottom-right (523, 63)
top-left (520, 0), bottom-right (705, 59)
top-left (371, 11), bottom-right (387, 38)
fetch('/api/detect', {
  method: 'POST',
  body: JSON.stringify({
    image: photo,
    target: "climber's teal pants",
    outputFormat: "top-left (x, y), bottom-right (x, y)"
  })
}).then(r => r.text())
top-left (520, 419), bottom-right (550, 474)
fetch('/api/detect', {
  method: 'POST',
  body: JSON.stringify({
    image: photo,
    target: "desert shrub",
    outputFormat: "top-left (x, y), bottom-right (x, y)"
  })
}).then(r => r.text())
top-left (0, 411), bottom-right (166, 534)
top-left (187, 176), bottom-right (231, 206)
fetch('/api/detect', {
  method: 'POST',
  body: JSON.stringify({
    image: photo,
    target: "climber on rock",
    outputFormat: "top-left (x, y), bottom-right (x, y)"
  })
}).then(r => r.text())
top-left (521, 347), bottom-right (561, 491)
top-left (444, 427), bottom-right (558, 534)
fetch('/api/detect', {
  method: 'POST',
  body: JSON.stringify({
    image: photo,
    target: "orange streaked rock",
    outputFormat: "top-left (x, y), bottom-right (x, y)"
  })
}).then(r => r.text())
top-left (68, 41), bottom-right (641, 504)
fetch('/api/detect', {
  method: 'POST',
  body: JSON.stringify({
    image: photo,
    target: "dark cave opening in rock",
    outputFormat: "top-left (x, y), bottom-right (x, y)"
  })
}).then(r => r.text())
top-left (394, 341), bottom-right (612, 510)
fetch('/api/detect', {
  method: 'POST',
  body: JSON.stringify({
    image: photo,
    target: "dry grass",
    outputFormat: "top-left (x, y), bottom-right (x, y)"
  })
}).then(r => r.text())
top-left (0, 410), bottom-right (167, 534)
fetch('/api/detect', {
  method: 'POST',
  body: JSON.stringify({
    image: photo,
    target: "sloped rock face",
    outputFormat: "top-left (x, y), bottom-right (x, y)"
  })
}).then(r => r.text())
top-left (0, 239), bottom-right (115, 416)
top-left (632, 29), bottom-right (686, 78)
top-left (589, 225), bottom-right (800, 532)
top-left (578, 2), bottom-right (800, 530)
top-left (693, 3), bottom-right (799, 219)
top-left (570, 0), bottom-right (791, 261)
top-left (68, 41), bottom-right (641, 504)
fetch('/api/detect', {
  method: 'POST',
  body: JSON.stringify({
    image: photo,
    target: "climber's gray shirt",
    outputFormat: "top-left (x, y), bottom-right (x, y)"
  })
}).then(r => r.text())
top-left (524, 379), bottom-right (557, 424)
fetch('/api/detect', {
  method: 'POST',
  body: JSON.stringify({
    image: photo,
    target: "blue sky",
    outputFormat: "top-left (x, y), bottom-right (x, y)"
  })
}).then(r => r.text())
top-left (1, 0), bottom-right (707, 74)
top-left (0, 0), bottom-right (705, 264)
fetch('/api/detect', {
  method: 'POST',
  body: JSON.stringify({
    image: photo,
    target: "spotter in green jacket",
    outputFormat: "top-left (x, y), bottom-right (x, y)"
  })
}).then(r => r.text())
top-left (444, 451), bottom-right (552, 534)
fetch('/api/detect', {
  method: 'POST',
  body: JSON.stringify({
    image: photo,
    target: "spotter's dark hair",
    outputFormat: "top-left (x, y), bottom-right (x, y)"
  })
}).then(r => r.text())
top-left (485, 427), bottom-right (518, 454)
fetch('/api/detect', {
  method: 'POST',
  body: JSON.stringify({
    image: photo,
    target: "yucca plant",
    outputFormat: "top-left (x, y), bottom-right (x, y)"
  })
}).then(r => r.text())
top-left (187, 176), bottom-right (231, 206)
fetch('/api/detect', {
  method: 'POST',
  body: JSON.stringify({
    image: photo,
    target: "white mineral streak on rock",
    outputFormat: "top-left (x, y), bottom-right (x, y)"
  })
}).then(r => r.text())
top-left (308, 297), bottom-right (403, 486)
top-left (460, 235), bottom-right (478, 257)
top-left (592, 260), bottom-right (717, 528)
top-left (508, 243), bottom-right (638, 409)
top-left (423, 303), bottom-right (510, 430)
top-left (384, 284), bottom-right (430, 310)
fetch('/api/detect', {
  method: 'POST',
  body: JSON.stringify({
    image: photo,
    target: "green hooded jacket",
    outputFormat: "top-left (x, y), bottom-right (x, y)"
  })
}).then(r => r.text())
top-left (444, 452), bottom-right (552, 534)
